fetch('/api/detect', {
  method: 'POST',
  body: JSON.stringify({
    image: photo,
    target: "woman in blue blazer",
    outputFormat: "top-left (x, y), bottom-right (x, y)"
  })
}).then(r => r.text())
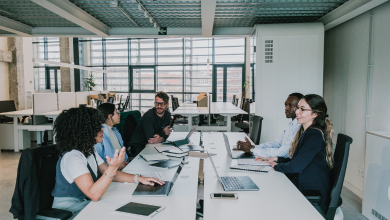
top-left (94, 103), bottom-right (129, 170)
top-left (257, 94), bottom-right (334, 213)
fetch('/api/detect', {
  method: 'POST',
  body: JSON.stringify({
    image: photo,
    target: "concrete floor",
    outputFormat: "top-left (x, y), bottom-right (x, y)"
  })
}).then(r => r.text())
top-left (1, 149), bottom-right (367, 220)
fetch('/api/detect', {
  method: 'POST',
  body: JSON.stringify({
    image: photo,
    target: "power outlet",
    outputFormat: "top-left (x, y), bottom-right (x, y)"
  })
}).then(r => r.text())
top-left (358, 168), bottom-right (364, 177)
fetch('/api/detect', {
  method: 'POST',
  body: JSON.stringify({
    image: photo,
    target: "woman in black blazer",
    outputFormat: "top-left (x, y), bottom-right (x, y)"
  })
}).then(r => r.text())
top-left (257, 94), bottom-right (334, 213)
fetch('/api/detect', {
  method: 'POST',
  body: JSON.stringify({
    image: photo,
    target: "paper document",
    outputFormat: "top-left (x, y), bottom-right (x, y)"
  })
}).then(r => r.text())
top-left (230, 165), bottom-right (272, 173)
top-left (238, 159), bottom-right (270, 166)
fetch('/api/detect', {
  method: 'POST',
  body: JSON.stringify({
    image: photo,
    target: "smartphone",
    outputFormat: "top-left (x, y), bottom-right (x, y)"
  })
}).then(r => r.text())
top-left (210, 193), bottom-right (238, 199)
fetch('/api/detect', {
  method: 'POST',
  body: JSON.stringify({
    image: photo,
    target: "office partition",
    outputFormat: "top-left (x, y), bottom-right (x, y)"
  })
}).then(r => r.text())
top-left (58, 92), bottom-right (76, 110)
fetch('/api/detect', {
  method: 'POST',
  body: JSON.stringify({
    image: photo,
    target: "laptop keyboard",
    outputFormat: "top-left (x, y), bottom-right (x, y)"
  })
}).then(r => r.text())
top-left (231, 151), bottom-right (244, 157)
top-left (221, 177), bottom-right (244, 190)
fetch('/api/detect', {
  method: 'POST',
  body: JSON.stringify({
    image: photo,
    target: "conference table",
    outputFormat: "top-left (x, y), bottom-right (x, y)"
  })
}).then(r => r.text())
top-left (172, 102), bottom-right (247, 132)
top-left (74, 131), bottom-right (324, 220)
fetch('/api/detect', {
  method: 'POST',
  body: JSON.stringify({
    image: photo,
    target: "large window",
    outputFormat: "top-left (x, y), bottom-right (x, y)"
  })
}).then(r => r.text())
top-left (78, 37), bottom-right (246, 112)
top-left (33, 37), bottom-right (61, 91)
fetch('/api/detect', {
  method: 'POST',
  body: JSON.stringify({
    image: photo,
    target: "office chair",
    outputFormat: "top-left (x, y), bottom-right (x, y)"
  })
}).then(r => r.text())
top-left (107, 97), bottom-right (114, 103)
top-left (96, 100), bottom-right (103, 107)
top-left (235, 100), bottom-right (251, 133)
top-left (171, 97), bottom-right (187, 124)
top-left (234, 98), bottom-right (239, 106)
top-left (249, 116), bottom-right (263, 145)
top-left (0, 100), bottom-right (16, 123)
top-left (120, 96), bottom-right (130, 112)
top-left (122, 114), bottom-right (138, 158)
top-left (117, 95), bottom-right (123, 109)
top-left (10, 145), bottom-right (72, 220)
top-left (304, 133), bottom-right (353, 220)
top-left (232, 95), bottom-right (236, 105)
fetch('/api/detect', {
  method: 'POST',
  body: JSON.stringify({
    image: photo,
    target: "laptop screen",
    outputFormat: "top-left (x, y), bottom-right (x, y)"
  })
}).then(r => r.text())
top-left (170, 158), bottom-right (185, 185)
top-left (222, 133), bottom-right (233, 157)
top-left (206, 151), bottom-right (223, 185)
top-left (185, 126), bottom-right (198, 139)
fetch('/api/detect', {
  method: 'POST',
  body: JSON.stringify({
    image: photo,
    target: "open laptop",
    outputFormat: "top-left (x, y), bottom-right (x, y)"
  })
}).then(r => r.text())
top-left (223, 133), bottom-right (256, 159)
top-left (207, 151), bottom-right (259, 191)
top-left (132, 158), bottom-right (185, 196)
top-left (163, 126), bottom-right (197, 146)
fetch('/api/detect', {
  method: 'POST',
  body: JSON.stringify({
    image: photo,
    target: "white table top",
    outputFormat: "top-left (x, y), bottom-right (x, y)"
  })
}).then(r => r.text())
top-left (0, 109), bottom-right (33, 116)
top-left (74, 170), bottom-right (199, 220)
top-left (203, 171), bottom-right (324, 220)
top-left (35, 110), bottom-right (62, 116)
top-left (172, 107), bottom-right (208, 115)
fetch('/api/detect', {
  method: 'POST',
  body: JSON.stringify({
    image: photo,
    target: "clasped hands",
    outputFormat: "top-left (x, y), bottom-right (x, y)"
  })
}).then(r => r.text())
top-left (236, 137), bottom-right (278, 168)
top-left (148, 126), bottom-right (171, 144)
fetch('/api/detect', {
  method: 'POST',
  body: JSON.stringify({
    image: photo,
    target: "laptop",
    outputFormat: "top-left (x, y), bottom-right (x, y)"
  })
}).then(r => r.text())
top-left (207, 151), bottom-right (259, 191)
top-left (132, 158), bottom-right (185, 196)
top-left (163, 126), bottom-right (198, 146)
top-left (223, 133), bottom-right (256, 159)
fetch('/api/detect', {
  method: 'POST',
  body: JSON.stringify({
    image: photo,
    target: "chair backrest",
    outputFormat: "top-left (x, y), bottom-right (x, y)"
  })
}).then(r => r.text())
top-left (107, 97), bottom-right (114, 103)
top-left (249, 116), bottom-right (263, 145)
top-left (119, 95), bottom-right (123, 105)
top-left (326, 133), bottom-right (353, 220)
top-left (121, 96), bottom-right (130, 112)
top-left (241, 100), bottom-right (250, 121)
top-left (172, 97), bottom-right (179, 112)
top-left (0, 100), bottom-right (16, 123)
top-left (96, 100), bottom-right (103, 107)
top-left (122, 114), bottom-right (138, 150)
top-left (234, 98), bottom-right (239, 106)
top-left (232, 95), bottom-right (236, 105)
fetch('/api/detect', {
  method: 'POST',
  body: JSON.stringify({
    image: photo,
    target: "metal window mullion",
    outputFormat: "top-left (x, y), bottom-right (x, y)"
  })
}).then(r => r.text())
top-left (182, 38), bottom-right (185, 102)
top-left (102, 38), bottom-right (107, 90)
top-left (128, 38), bottom-right (132, 109)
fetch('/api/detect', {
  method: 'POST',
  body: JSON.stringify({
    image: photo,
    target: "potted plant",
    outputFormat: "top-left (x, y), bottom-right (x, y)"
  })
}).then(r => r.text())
top-left (83, 73), bottom-right (96, 91)
top-left (242, 75), bottom-right (250, 99)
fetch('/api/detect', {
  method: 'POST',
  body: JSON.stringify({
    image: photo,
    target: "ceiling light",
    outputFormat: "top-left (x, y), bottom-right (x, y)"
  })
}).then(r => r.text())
top-left (157, 26), bottom-right (161, 32)
top-left (144, 11), bottom-right (149, 18)
top-left (138, 4), bottom-right (142, 11)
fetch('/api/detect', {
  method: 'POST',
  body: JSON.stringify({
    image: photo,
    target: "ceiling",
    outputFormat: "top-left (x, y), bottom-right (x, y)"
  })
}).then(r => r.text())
top-left (0, 0), bottom-right (383, 37)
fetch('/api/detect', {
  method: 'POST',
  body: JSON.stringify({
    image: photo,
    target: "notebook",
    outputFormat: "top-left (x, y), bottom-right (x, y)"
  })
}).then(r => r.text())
top-left (230, 165), bottom-right (272, 173)
top-left (139, 153), bottom-right (169, 162)
top-left (238, 159), bottom-right (270, 166)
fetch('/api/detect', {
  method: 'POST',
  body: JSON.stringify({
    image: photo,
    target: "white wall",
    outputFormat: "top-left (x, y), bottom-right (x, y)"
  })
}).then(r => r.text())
top-left (0, 37), bottom-right (9, 100)
top-left (323, 1), bottom-right (390, 198)
top-left (255, 23), bottom-right (324, 143)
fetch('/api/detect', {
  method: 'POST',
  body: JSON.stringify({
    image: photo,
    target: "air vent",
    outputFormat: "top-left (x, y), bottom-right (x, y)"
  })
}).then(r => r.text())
top-left (264, 40), bottom-right (273, 63)
top-left (372, 208), bottom-right (388, 220)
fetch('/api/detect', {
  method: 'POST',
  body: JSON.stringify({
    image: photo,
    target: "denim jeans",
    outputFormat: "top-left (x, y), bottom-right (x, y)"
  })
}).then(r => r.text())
top-left (36, 197), bottom-right (91, 220)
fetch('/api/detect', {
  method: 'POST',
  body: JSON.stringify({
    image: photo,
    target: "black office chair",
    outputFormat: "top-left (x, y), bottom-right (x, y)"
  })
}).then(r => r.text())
top-left (107, 97), bottom-right (114, 103)
top-left (304, 133), bottom-right (353, 220)
top-left (0, 100), bottom-right (16, 123)
top-left (96, 100), bottom-right (103, 107)
top-left (122, 114), bottom-right (138, 158)
top-left (120, 96), bottom-right (130, 112)
top-left (171, 97), bottom-right (187, 125)
top-left (249, 116), bottom-right (263, 145)
top-left (235, 100), bottom-right (251, 133)
top-left (232, 95), bottom-right (236, 105)
top-left (10, 145), bottom-right (72, 220)
top-left (234, 98), bottom-right (239, 106)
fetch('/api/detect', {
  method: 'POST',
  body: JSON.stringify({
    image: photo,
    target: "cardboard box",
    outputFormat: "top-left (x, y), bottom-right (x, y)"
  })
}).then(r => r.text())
top-left (197, 93), bottom-right (208, 107)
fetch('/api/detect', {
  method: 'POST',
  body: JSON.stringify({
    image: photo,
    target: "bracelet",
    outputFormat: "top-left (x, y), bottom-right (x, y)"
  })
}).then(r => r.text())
top-left (134, 175), bottom-right (139, 184)
top-left (105, 172), bottom-right (116, 178)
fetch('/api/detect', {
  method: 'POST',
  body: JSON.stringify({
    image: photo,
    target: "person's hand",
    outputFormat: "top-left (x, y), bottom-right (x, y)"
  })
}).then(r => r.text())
top-left (138, 177), bottom-right (165, 186)
top-left (163, 126), bottom-right (171, 136)
top-left (148, 134), bottom-right (164, 144)
top-left (106, 147), bottom-right (126, 169)
top-left (255, 156), bottom-right (277, 163)
top-left (268, 162), bottom-right (278, 168)
top-left (118, 161), bottom-right (129, 170)
top-left (236, 137), bottom-right (252, 153)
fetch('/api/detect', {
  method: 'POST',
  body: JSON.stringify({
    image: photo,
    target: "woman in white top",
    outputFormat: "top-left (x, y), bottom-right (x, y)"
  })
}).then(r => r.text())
top-left (51, 106), bottom-right (164, 219)
top-left (94, 103), bottom-right (129, 170)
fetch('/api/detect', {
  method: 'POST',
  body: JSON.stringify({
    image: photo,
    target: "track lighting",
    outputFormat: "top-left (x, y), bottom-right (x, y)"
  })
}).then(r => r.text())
top-left (138, 4), bottom-right (142, 11)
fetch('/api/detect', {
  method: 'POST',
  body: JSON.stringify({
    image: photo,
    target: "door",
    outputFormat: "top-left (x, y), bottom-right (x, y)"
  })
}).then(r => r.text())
top-left (46, 67), bottom-right (61, 93)
top-left (130, 66), bottom-right (156, 111)
top-left (212, 65), bottom-right (244, 102)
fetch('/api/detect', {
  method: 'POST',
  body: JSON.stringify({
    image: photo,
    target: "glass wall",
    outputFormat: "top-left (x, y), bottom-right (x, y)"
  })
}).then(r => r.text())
top-left (33, 37), bottom-right (61, 91)
top-left (78, 37), bottom-right (247, 112)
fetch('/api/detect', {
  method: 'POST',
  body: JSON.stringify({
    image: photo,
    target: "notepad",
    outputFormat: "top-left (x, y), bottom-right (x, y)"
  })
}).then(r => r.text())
top-left (238, 159), bottom-right (270, 166)
top-left (230, 165), bottom-right (272, 173)
top-left (139, 153), bottom-right (169, 162)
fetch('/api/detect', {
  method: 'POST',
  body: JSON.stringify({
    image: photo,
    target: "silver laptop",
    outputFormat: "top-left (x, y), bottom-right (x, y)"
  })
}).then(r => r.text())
top-left (162, 126), bottom-right (198, 146)
top-left (223, 133), bottom-right (256, 159)
top-left (207, 151), bottom-right (259, 191)
top-left (132, 158), bottom-right (185, 196)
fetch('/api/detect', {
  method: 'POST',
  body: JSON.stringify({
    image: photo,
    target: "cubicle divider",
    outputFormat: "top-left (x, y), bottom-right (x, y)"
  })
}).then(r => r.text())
top-left (33, 93), bottom-right (58, 125)
top-left (58, 92), bottom-right (76, 111)
top-left (76, 91), bottom-right (89, 106)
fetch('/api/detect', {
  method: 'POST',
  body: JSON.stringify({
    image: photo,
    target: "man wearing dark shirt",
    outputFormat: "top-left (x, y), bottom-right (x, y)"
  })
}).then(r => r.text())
top-left (129, 91), bottom-right (171, 156)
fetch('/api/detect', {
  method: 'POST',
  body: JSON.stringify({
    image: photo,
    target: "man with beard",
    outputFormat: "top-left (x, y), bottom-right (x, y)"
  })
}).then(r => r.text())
top-left (129, 91), bottom-right (171, 156)
top-left (236, 93), bottom-right (303, 158)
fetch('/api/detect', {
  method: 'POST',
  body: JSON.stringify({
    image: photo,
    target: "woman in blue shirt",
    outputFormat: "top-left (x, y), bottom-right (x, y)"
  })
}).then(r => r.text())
top-left (257, 94), bottom-right (334, 214)
top-left (94, 103), bottom-right (128, 170)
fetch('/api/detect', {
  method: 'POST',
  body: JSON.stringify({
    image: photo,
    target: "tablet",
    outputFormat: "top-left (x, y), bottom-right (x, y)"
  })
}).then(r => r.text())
top-left (112, 202), bottom-right (165, 218)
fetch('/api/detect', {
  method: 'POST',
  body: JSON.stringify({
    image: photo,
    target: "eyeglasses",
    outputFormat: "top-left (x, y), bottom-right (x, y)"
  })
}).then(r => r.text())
top-left (285, 104), bottom-right (297, 109)
top-left (296, 107), bottom-right (312, 113)
top-left (154, 102), bottom-right (167, 107)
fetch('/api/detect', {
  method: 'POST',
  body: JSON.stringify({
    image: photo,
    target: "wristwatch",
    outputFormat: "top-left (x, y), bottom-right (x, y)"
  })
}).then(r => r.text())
top-left (249, 145), bottom-right (255, 153)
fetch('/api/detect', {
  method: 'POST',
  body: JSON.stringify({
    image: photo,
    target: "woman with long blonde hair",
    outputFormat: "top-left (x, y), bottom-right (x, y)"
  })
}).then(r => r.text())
top-left (256, 94), bottom-right (334, 213)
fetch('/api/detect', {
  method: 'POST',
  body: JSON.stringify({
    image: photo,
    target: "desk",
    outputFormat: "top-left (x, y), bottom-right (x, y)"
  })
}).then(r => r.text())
top-left (202, 132), bottom-right (324, 220)
top-left (0, 109), bottom-right (54, 152)
top-left (75, 132), bottom-right (201, 220)
top-left (172, 102), bottom-right (247, 132)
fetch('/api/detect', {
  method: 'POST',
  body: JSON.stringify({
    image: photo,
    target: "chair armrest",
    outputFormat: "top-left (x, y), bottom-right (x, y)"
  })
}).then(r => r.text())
top-left (302, 190), bottom-right (322, 203)
top-left (36, 208), bottom-right (73, 220)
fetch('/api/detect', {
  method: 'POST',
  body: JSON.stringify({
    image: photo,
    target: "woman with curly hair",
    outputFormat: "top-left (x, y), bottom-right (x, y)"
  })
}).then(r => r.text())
top-left (256, 94), bottom-right (333, 213)
top-left (51, 106), bottom-right (164, 219)
top-left (94, 103), bottom-right (129, 170)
